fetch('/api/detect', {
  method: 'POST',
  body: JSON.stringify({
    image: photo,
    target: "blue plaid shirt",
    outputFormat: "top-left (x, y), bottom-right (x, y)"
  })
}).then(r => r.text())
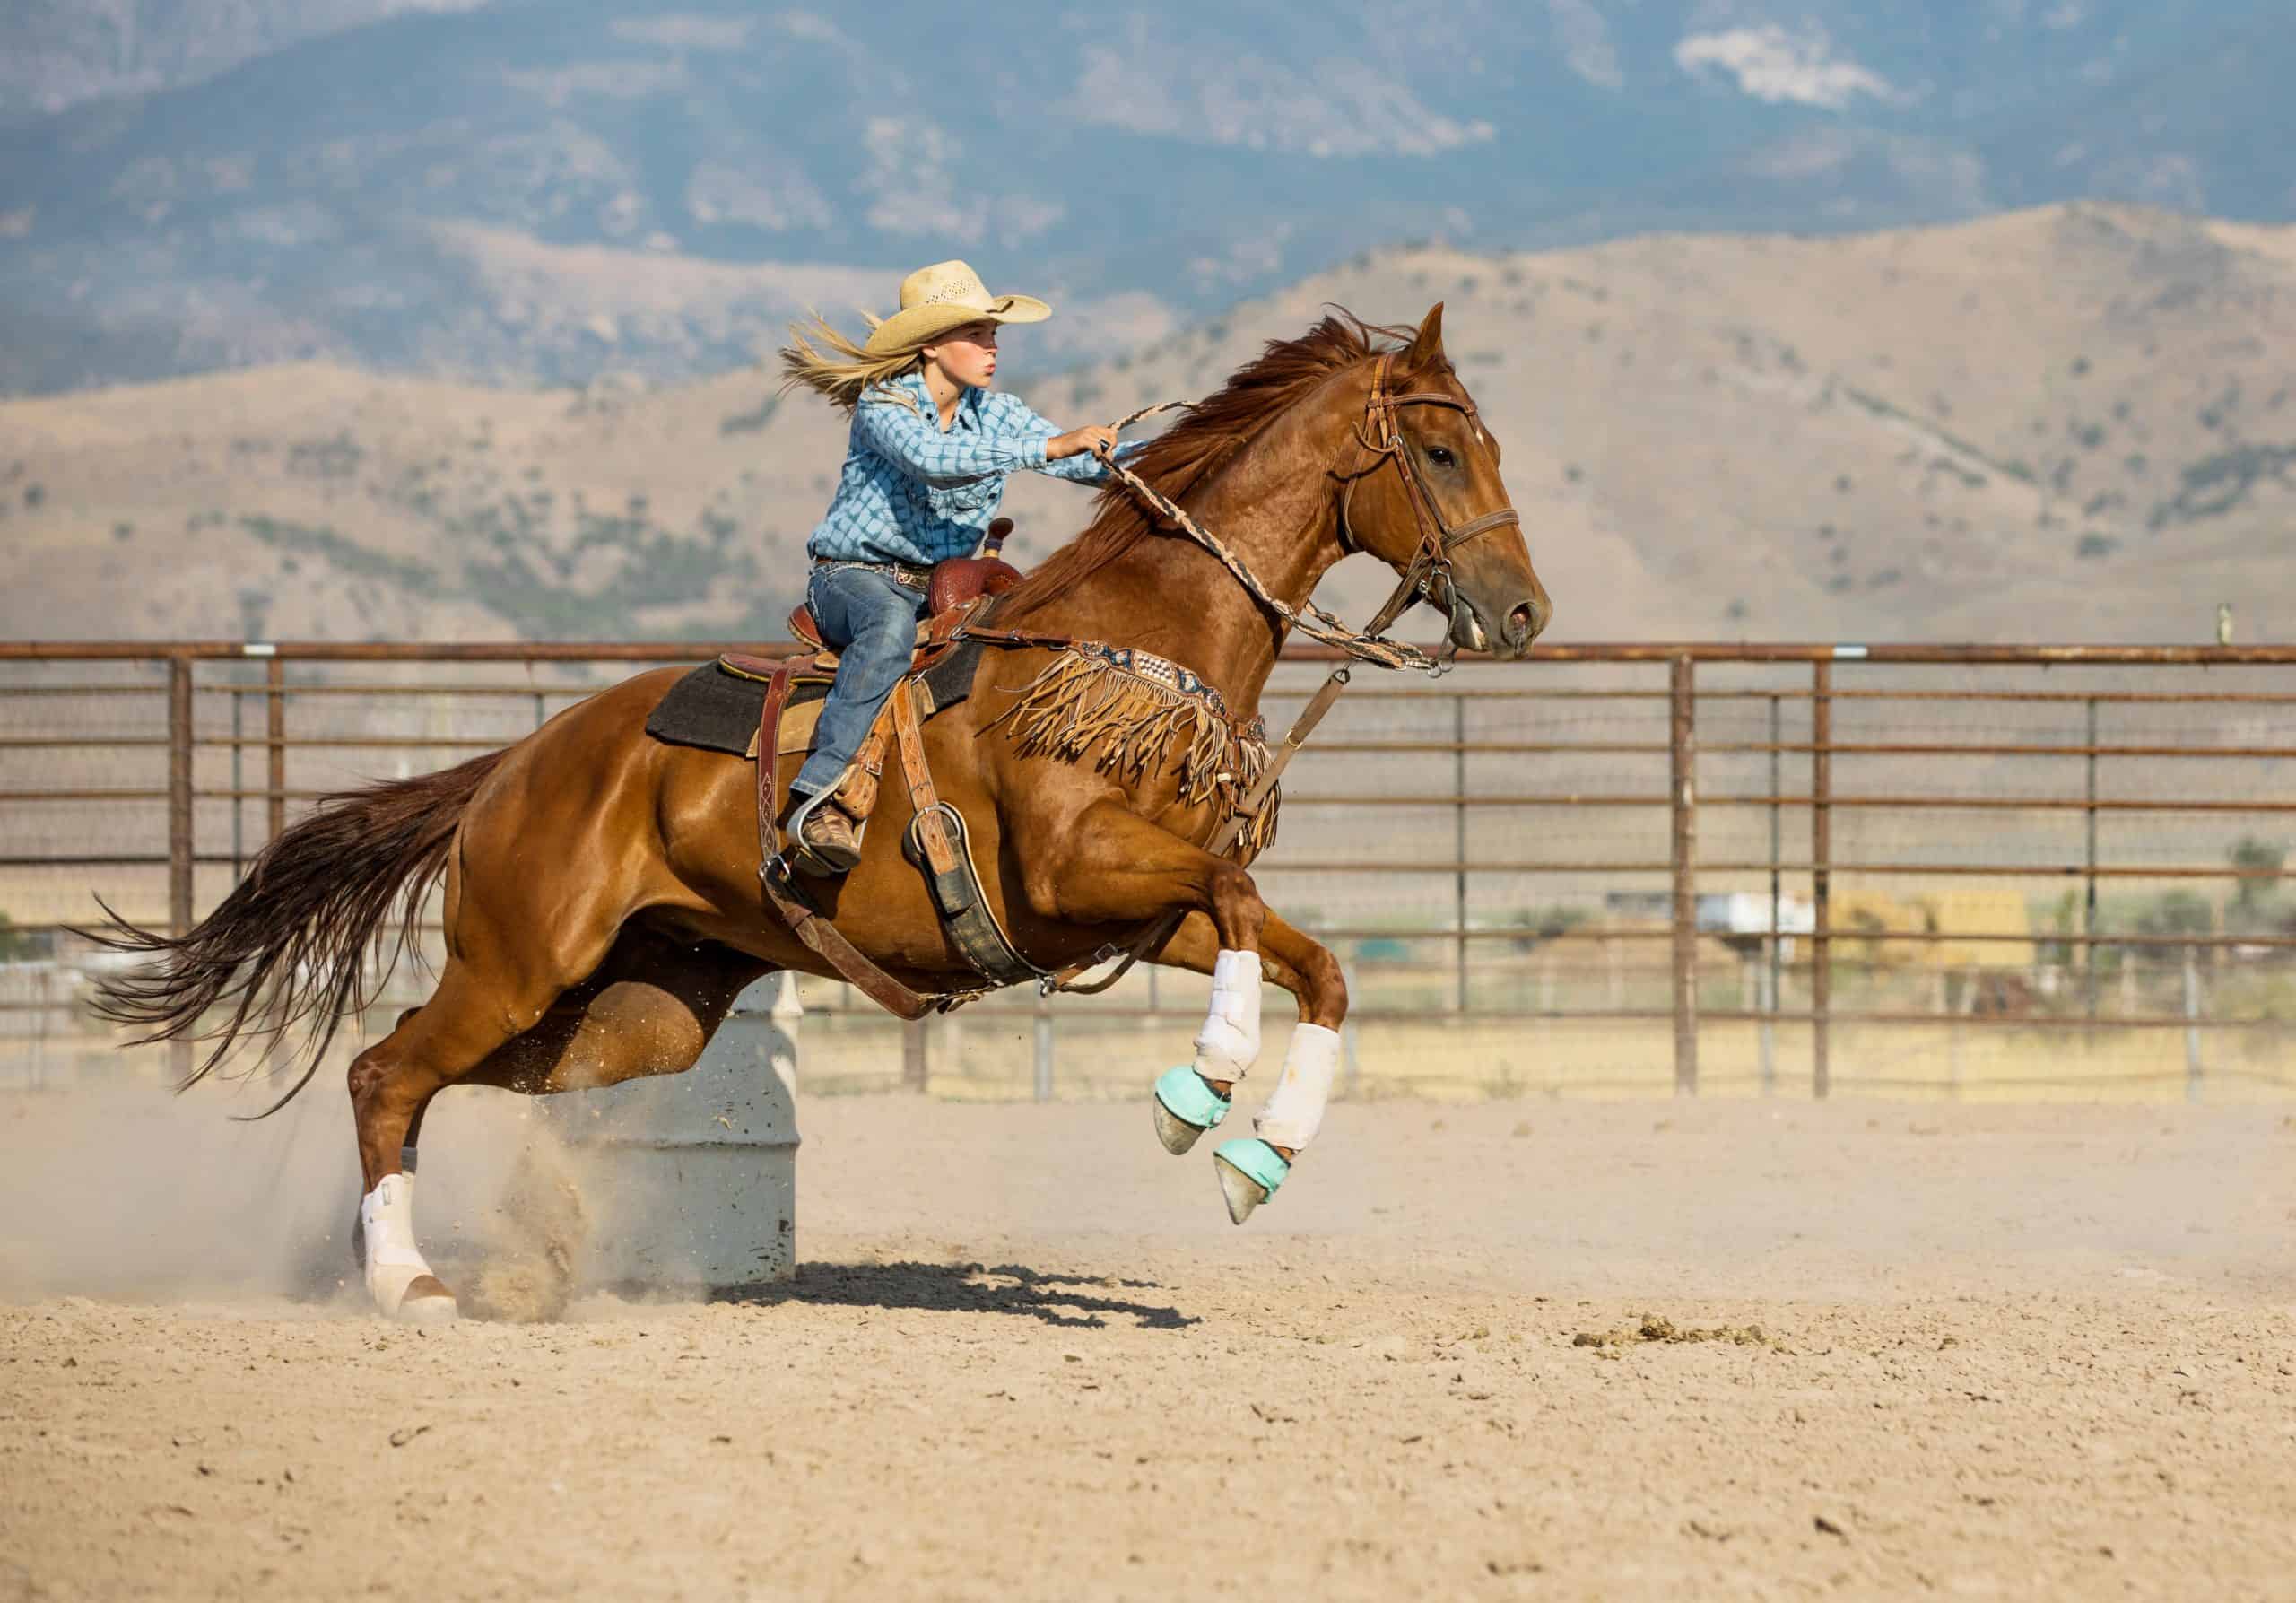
top-left (805, 372), bottom-right (1143, 565)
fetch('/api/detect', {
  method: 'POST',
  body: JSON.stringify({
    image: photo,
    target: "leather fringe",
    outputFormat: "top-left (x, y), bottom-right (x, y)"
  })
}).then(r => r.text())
top-left (986, 648), bottom-right (1281, 863)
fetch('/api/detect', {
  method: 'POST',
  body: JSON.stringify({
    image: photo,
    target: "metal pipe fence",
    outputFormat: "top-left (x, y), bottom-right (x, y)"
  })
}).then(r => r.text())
top-left (3, 639), bottom-right (2292, 1101)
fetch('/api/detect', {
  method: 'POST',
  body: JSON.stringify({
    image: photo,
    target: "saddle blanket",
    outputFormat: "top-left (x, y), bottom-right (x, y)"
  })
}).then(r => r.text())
top-left (644, 639), bottom-right (988, 759)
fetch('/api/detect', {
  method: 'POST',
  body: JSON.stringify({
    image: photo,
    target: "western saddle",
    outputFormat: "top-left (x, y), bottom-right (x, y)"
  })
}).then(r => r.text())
top-left (735, 518), bottom-right (1063, 1017)
top-left (781, 518), bottom-right (1024, 658)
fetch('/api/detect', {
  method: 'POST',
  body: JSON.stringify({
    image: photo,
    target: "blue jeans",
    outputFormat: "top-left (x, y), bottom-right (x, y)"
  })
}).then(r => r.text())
top-left (791, 563), bottom-right (929, 798)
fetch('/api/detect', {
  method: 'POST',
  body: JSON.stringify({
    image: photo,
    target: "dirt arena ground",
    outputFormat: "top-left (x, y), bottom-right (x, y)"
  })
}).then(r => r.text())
top-left (4, 1090), bottom-right (2295, 1600)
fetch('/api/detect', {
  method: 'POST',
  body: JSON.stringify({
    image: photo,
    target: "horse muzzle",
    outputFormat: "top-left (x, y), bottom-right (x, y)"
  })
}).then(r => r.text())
top-left (1440, 582), bottom-right (1549, 659)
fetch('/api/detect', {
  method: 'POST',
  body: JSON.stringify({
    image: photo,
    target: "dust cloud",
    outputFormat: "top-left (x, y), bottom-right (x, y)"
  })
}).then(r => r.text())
top-left (0, 1065), bottom-right (564, 1309)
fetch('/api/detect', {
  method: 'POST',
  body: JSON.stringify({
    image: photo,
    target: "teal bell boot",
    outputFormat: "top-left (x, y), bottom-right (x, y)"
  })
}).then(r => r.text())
top-left (1152, 1066), bottom-right (1231, 1155)
top-left (1212, 1137), bottom-right (1291, 1224)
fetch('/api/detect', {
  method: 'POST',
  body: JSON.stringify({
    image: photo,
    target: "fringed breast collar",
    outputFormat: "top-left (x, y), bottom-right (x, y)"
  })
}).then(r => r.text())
top-left (983, 640), bottom-right (1280, 865)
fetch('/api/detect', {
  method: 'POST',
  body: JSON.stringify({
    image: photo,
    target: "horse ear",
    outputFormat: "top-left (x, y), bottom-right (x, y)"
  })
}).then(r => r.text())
top-left (1405, 302), bottom-right (1446, 368)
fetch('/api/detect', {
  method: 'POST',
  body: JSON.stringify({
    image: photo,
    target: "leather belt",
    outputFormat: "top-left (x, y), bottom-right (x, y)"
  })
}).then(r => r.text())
top-left (814, 557), bottom-right (933, 590)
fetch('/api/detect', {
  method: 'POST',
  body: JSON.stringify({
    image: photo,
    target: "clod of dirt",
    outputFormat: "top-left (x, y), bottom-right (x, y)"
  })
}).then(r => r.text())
top-left (1571, 1313), bottom-right (1772, 1349)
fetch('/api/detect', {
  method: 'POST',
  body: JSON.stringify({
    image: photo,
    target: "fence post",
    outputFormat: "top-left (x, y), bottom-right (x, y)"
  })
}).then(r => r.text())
top-left (1811, 659), bottom-right (1831, 1100)
top-left (1668, 656), bottom-right (1697, 1096)
top-left (266, 655), bottom-right (286, 842)
top-left (2182, 943), bottom-right (2205, 1102)
top-left (230, 684), bottom-right (246, 882)
top-left (30, 966), bottom-right (51, 1089)
top-left (1763, 692), bottom-right (1781, 1095)
top-left (1453, 690), bottom-right (1468, 1016)
top-left (168, 657), bottom-right (195, 937)
top-left (167, 655), bottom-right (196, 1082)
top-left (2084, 695), bottom-right (2100, 1019)
top-left (901, 1016), bottom-right (928, 1093)
top-left (1032, 987), bottom-right (1054, 1102)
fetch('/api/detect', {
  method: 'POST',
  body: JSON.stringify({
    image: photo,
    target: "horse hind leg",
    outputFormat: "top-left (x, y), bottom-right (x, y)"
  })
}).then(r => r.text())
top-left (346, 956), bottom-right (570, 1321)
top-left (352, 931), bottom-right (766, 1321)
top-left (457, 930), bottom-right (767, 1099)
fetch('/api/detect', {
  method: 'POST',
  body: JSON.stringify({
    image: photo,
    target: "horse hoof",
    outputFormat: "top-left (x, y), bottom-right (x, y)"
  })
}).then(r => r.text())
top-left (1151, 1066), bottom-right (1230, 1155)
top-left (1213, 1137), bottom-right (1290, 1225)
top-left (395, 1276), bottom-right (460, 1324)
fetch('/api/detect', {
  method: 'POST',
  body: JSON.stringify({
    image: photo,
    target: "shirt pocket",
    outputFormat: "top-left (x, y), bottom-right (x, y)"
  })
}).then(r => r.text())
top-left (921, 475), bottom-right (1000, 518)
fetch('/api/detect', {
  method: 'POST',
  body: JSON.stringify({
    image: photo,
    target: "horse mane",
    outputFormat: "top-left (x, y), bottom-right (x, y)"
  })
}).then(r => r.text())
top-left (997, 308), bottom-right (1418, 618)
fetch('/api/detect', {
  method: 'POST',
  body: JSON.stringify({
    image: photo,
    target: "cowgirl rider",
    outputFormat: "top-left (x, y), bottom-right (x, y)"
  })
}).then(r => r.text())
top-left (774, 259), bottom-right (1143, 872)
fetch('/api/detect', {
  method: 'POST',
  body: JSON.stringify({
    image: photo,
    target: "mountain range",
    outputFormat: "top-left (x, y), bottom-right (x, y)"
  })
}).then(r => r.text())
top-left (3, 0), bottom-right (2292, 395)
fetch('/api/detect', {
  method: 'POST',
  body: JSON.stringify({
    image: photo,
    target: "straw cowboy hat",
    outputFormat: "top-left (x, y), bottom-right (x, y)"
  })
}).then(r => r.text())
top-left (862, 260), bottom-right (1051, 355)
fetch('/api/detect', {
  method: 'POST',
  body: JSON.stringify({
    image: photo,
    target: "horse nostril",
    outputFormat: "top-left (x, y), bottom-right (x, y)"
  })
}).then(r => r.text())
top-left (1507, 601), bottom-right (1540, 643)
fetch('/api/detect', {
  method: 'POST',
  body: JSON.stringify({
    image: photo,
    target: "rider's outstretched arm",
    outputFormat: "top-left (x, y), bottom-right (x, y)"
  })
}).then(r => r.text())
top-left (1007, 397), bottom-right (1148, 484)
top-left (853, 394), bottom-right (1048, 486)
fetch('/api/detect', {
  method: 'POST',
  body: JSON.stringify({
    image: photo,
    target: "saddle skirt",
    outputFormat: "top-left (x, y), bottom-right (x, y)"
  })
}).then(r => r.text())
top-left (643, 632), bottom-right (993, 761)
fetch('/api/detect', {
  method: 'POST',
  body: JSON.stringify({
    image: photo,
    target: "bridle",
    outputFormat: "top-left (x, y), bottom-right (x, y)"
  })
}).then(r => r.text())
top-left (1092, 351), bottom-right (1523, 675)
top-left (1338, 352), bottom-right (1525, 647)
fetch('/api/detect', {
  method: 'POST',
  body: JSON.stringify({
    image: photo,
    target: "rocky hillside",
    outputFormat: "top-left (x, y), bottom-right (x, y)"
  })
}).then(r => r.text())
top-left (4, 205), bottom-right (2292, 646)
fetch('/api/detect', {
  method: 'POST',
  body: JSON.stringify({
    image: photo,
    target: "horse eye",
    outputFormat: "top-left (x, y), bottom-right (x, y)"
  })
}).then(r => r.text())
top-left (1427, 446), bottom-right (1457, 467)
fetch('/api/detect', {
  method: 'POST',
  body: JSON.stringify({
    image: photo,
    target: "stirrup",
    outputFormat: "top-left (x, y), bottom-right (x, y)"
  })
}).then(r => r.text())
top-left (786, 788), bottom-right (862, 876)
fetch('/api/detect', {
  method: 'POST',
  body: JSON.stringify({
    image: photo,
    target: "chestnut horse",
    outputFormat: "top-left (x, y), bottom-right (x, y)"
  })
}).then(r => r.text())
top-left (94, 304), bottom-right (1549, 1320)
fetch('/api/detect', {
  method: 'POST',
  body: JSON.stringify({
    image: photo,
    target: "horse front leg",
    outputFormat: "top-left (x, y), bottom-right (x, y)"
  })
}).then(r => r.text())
top-left (1026, 802), bottom-right (1344, 1223)
top-left (1146, 910), bottom-right (1349, 1220)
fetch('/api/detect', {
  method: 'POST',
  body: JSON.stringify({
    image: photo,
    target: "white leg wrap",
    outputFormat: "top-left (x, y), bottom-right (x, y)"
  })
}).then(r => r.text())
top-left (1254, 1024), bottom-right (1341, 1152)
top-left (1191, 948), bottom-right (1263, 1081)
top-left (360, 1172), bottom-right (443, 1317)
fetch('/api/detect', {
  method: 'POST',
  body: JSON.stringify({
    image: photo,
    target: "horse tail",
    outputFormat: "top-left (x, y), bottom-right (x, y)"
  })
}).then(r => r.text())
top-left (82, 746), bottom-right (514, 1117)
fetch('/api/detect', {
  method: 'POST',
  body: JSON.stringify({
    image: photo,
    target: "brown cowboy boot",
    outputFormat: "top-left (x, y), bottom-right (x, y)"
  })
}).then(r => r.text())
top-left (796, 796), bottom-right (862, 873)
top-left (789, 789), bottom-right (863, 872)
top-left (787, 701), bottom-right (893, 875)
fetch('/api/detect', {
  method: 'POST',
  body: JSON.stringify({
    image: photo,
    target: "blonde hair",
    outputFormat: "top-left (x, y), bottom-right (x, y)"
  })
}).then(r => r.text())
top-left (776, 311), bottom-right (929, 414)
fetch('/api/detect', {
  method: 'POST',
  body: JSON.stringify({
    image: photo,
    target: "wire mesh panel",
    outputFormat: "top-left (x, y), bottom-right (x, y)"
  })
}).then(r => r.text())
top-left (2, 642), bottom-right (2291, 1101)
top-left (1688, 658), bottom-right (2296, 1101)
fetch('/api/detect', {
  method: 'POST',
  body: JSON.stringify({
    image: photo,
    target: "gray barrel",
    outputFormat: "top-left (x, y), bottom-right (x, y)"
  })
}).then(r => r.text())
top-left (546, 971), bottom-right (802, 1291)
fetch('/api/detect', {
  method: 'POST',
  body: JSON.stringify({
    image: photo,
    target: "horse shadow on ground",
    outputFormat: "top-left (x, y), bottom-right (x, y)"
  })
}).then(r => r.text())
top-left (711, 1260), bottom-right (1199, 1329)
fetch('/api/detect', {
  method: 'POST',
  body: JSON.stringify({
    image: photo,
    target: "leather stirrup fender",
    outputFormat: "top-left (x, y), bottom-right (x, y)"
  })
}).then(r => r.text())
top-left (754, 658), bottom-right (939, 1020)
top-left (891, 675), bottom-right (1045, 987)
